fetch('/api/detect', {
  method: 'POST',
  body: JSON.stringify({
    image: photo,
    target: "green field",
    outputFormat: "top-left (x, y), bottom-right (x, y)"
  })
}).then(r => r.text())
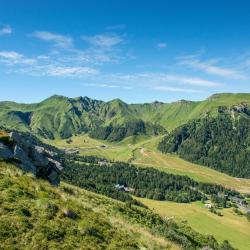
top-left (46, 134), bottom-right (250, 194)
top-left (136, 198), bottom-right (250, 250)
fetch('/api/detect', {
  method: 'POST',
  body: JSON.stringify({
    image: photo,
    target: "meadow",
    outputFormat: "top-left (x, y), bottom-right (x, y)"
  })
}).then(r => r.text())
top-left (136, 198), bottom-right (250, 250)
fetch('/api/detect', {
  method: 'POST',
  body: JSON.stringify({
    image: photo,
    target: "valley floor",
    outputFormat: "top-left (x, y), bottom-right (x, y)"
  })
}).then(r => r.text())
top-left (46, 134), bottom-right (250, 194)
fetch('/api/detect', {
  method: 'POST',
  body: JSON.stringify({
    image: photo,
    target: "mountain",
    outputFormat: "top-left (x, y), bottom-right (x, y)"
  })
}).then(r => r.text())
top-left (0, 93), bottom-right (250, 141)
top-left (158, 103), bottom-right (250, 178)
top-left (0, 95), bottom-right (165, 141)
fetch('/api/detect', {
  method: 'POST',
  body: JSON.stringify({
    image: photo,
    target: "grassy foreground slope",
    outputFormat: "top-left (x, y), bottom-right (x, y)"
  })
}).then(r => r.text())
top-left (0, 161), bottom-right (180, 250)
top-left (46, 134), bottom-right (250, 194)
top-left (136, 198), bottom-right (250, 250)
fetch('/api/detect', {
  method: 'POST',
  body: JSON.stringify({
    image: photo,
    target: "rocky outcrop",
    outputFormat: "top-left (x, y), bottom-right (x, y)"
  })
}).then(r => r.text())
top-left (0, 131), bottom-right (63, 185)
top-left (0, 142), bottom-right (13, 159)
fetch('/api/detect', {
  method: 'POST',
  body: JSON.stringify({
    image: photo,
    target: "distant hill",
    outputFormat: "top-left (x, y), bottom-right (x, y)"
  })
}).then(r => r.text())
top-left (0, 93), bottom-right (250, 141)
top-left (158, 103), bottom-right (250, 178)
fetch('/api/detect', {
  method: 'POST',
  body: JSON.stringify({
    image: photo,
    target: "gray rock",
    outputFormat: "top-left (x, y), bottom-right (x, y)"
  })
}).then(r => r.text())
top-left (47, 170), bottom-right (60, 186)
top-left (0, 142), bottom-right (13, 159)
top-left (47, 158), bottom-right (63, 171)
top-left (13, 145), bottom-right (36, 174)
top-left (30, 146), bottom-right (49, 167)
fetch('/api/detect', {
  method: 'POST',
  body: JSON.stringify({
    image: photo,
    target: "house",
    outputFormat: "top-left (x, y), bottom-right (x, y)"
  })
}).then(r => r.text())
top-left (205, 203), bottom-right (212, 209)
top-left (115, 184), bottom-right (134, 192)
top-left (98, 160), bottom-right (109, 166)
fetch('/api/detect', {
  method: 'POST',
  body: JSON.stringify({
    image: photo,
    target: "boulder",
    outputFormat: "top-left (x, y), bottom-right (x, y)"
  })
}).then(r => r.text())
top-left (30, 146), bottom-right (49, 167)
top-left (47, 158), bottom-right (63, 171)
top-left (2, 131), bottom-right (63, 185)
top-left (0, 142), bottom-right (13, 159)
top-left (47, 170), bottom-right (60, 186)
top-left (13, 145), bottom-right (36, 174)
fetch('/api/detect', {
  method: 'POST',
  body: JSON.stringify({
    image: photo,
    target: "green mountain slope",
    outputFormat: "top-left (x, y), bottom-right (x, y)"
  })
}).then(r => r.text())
top-left (0, 93), bottom-right (250, 141)
top-left (158, 104), bottom-right (250, 178)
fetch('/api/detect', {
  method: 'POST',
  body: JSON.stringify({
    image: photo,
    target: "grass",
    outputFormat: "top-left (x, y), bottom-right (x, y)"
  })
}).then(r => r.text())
top-left (0, 161), bottom-right (179, 250)
top-left (45, 134), bottom-right (250, 194)
top-left (136, 198), bottom-right (250, 250)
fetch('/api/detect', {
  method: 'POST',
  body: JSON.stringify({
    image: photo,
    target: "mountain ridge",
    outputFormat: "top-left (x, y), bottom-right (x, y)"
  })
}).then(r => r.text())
top-left (0, 93), bottom-right (250, 140)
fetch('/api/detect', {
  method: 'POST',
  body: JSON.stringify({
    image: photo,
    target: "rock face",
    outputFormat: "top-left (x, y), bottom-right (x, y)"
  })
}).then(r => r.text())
top-left (0, 142), bottom-right (13, 159)
top-left (0, 131), bottom-right (63, 185)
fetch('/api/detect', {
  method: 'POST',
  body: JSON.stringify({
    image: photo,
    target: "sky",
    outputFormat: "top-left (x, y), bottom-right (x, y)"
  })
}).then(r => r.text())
top-left (0, 0), bottom-right (250, 103)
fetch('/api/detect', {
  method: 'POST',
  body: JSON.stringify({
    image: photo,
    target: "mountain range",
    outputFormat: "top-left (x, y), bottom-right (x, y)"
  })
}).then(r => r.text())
top-left (0, 93), bottom-right (250, 141)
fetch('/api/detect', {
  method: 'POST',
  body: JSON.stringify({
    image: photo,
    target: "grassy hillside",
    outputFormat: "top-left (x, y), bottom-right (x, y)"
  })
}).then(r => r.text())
top-left (0, 161), bottom-right (181, 250)
top-left (1, 161), bottom-right (238, 249)
top-left (136, 198), bottom-right (250, 250)
top-left (1, 93), bottom-right (250, 140)
top-left (131, 93), bottom-right (250, 131)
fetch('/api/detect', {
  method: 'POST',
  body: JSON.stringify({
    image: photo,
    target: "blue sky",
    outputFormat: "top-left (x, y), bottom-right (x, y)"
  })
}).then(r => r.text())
top-left (0, 0), bottom-right (250, 103)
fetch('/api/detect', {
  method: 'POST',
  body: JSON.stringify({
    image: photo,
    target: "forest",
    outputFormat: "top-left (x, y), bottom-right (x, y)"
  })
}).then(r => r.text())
top-left (62, 154), bottom-right (239, 204)
top-left (158, 108), bottom-right (250, 178)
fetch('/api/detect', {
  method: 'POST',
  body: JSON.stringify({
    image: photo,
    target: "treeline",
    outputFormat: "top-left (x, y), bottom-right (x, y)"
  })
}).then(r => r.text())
top-left (158, 109), bottom-right (250, 178)
top-left (62, 155), bottom-right (239, 204)
top-left (89, 120), bottom-right (165, 141)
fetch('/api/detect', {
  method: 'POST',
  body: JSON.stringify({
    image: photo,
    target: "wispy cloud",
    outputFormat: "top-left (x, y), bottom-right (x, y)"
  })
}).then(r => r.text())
top-left (32, 31), bottom-right (73, 48)
top-left (157, 42), bottom-right (167, 48)
top-left (87, 72), bottom-right (223, 93)
top-left (108, 73), bottom-right (222, 87)
top-left (44, 65), bottom-right (99, 77)
top-left (153, 86), bottom-right (202, 93)
top-left (85, 83), bottom-right (120, 88)
top-left (0, 25), bottom-right (12, 36)
top-left (81, 33), bottom-right (123, 50)
top-left (0, 51), bottom-right (36, 65)
top-left (178, 55), bottom-right (246, 79)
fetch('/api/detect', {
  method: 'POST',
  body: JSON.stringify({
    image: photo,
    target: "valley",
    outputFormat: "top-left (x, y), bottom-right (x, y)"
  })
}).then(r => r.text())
top-left (45, 134), bottom-right (250, 194)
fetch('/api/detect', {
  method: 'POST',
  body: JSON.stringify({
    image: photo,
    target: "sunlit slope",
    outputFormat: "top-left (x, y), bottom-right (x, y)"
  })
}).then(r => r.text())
top-left (131, 93), bottom-right (250, 131)
top-left (136, 198), bottom-right (250, 250)
top-left (0, 161), bottom-right (180, 250)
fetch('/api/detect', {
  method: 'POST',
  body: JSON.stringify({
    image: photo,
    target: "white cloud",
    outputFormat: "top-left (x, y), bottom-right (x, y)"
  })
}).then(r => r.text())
top-left (0, 51), bottom-right (36, 65)
top-left (109, 73), bottom-right (222, 87)
top-left (88, 72), bottom-right (223, 93)
top-left (32, 31), bottom-right (73, 48)
top-left (0, 25), bottom-right (12, 36)
top-left (85, 83), bottom-right (120, 88)
top-left (158, 74), bottom-right (222, 87)
top-left (45, 66), bottom-right (98, 77)
top-left (153, 86), bottom-right (202, 93)
top-left (81, 34), bottom-right (123, 49)
top-left (157, 42), bottom-right (167, 48)
top-left (178, 56), bottom-right (245, 79)
top-left (0, 51), bottom-right (22, 59)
